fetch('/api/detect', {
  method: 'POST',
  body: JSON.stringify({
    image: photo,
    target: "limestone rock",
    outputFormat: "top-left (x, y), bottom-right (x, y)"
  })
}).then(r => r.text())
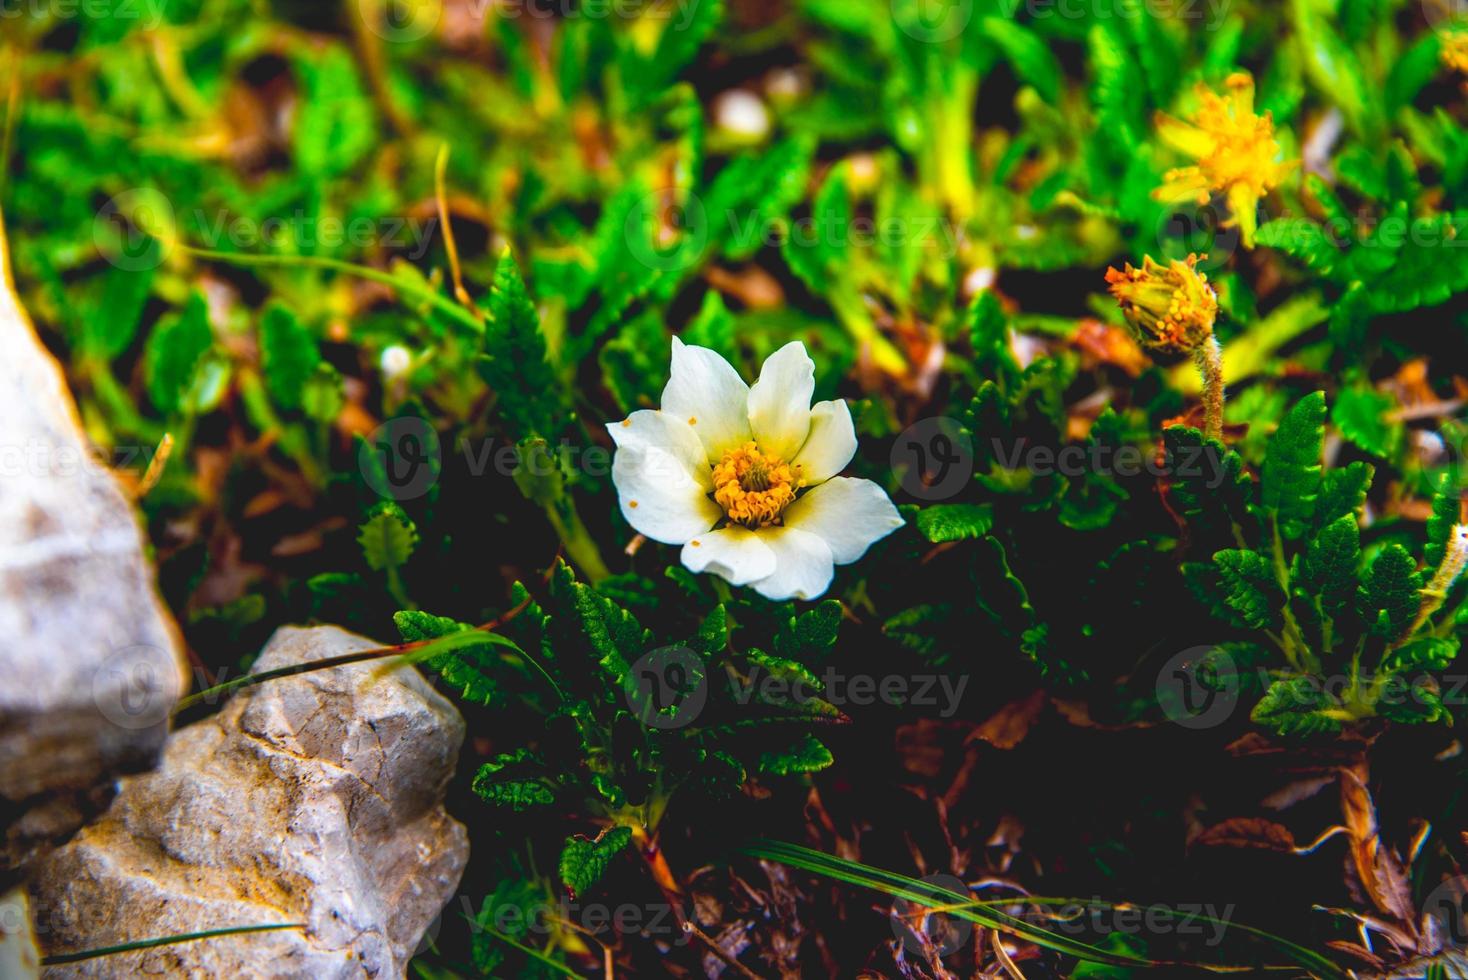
top-left (29, 625), bottom-right (469, 978)
top-left (0, 224), bottom-right (187, 876)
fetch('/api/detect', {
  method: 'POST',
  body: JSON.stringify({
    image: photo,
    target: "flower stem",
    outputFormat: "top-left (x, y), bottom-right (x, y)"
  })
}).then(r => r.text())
top-left (546, 500), bottom-right (611, 584)
top-left (1193, 335), bottom-right (1225, 442)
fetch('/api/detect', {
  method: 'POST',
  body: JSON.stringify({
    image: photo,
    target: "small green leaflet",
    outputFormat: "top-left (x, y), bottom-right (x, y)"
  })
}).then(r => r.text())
top-left (1260, 391), bottom-right (1326, 540)
top-left (358, 503), bottom-right (418, 572)
top-left (558, 826), bottom-right (633, 898)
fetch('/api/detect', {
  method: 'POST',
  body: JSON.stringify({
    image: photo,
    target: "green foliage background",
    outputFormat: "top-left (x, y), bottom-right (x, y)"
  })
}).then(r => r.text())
top-left (5, 0), bottom-right (1468, 974)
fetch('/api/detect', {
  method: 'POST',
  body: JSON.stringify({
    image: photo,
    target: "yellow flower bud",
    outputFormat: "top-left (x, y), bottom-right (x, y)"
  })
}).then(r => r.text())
top-left (1104, 254), bottom-right (1218, 357)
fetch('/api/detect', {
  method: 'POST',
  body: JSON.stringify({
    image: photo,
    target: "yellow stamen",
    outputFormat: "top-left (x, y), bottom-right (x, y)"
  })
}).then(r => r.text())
top-left (712, 442), bottom-right (797, 528)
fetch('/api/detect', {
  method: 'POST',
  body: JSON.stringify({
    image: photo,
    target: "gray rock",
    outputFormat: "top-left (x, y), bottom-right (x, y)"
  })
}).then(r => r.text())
top-left (0, 227), bottom-right (187, 876)
top-left (29, 625), bottom-right (470, 979)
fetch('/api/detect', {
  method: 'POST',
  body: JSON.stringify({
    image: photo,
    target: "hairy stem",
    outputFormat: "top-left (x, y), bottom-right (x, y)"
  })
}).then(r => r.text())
top-left (1193, 335), bottom-right (1225, 442)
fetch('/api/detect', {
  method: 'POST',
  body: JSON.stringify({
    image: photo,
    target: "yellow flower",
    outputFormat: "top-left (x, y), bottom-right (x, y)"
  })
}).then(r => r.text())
top-left (1152, 73), bottom-right (1295, 248)
top-left (1104, 254), bottom-right (1218, 356)
top-left (1444, 33), bottom-right (1468, 75)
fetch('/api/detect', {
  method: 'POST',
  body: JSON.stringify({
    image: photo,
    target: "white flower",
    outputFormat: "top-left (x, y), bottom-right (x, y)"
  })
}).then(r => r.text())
top-left (609, 339), bottom-right (904, 601)
top-left (379, 344), bottom-right (413, 379)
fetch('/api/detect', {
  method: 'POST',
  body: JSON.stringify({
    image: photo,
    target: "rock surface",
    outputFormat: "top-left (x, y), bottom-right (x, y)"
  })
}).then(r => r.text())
top-left (29, 625), bottom-right (470, 978)
top-left (0, 223), bottom-right (187, 876)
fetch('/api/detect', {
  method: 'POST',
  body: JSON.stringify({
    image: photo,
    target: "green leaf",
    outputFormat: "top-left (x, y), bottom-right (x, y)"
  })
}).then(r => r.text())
top-left (1382, 636), bottom-right (1458, 674)
top-left (1088, 24), bottom-right (1141, 155)
top-left (622, 0), bottom-right (723, 110)
top-left (1301, 515), bottom-right (1360, 623)
top-left (1213, 549), bottom-right (1284, 630)
top-left (757, 733), bottom-right (834, 776)
top-left (1255, 220), bottom-right (1342, 277)
top-left (483, 250), bottom-right (562, 438)
top-left (688, 604), bottom-right (728, 659)
top-left (1314, 461), bottom-right (1374, 531)
top-left (1426, 473), bottom-right (1463, 570)
top-left (1163, 426), bottom-right (1252, 544)
top-left (558, 826), bottom-right (633, 897)
top-left (87, 257), bottom-right (155, 359)
top-left (1261, 391), bottom-right (1326, 540)
top-left (145, 292), bottom-right (213, 414)
top-left (395, 610), bottom-right (508, 706)
top-left (682, 290), bottom-right (737, 363)
top-left (981, 18), bottom-right (1062, 103)
top-left (773, 600), bottom-right (843, 662)
top-left (358, 502), bottom-right (418, 572)
top-left (473, 751), bottom-right (556, 812)
top-left (260, 304), bottom-right (320, 411)
top-left (301, 362), bottom-right (344, 424)
top-left (549, 561), bottom-right (650, 685)
top-left (1359, 544), bottom-right (1422, 642)
top-left (1252, 678), bottom-right (1342, 736)
top-left (1332, 388), bottom-right (1401, 459)
top-left (916, 503), bottom-right (995, 543)
top-left (293, 45), bottom-right (375, 178)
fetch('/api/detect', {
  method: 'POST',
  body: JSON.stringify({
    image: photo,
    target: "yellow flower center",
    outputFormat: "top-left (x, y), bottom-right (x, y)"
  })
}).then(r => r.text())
top-left (712, 442), bottom-right (799, 528)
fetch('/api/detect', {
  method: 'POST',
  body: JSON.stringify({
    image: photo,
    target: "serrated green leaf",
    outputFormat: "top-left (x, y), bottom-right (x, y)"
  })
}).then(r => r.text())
top-left (1252, 677), bottom-right (1342, 736)
top-left (549, 561), bottom-right (649, 685)
top-left (773, 600), bottom-right (843, 662)
top-left (916, 503), bottom-right (995, 543)
top-left (260, 304), bottom-right (320, 411)
top-left (301, 362), bottom-right (344, 424)
top-left (757, 733), bottom-right (834, 776)
top-left (1214, 549), bottom-right (1284, 630)
top-left (483, 250), bottom-right (563, 438)
top-left (1261, 391), bottom-right (1326, 539)
top-left (293, 45), bottom-right (375, 178)
top-left (1382, 635), bottom-right (1458, 674)
top-left (1302, 515), bottom-right (1360, 625)
top-left (87, 257), bottom-right (154, 360)
top-left (145, 292), bottom-right (213, 414)
top-left (1426, 472), bottom-right (1464, 570)
top-left (1163, 426), bottom-right (1252, 545)
top-left (1332, 388), bottom-right (1401, 459)
top-left (1359, 544), bottom-right (1422, 642)
top-left (559, 826), bottom-right (633, 897)
top-left (982, 18), bottom-right (1061, 103)
top-left (1314, 461), bottom-right (1374, 531)
top-left (359, 502), bottom-right (418, 572)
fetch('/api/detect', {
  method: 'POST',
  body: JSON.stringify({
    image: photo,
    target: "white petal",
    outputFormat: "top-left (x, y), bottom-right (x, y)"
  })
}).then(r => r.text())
top-left (660, 337), bottom-right (752, 462)
top-left (747, 341), bottom-right (814, 461)
top-left (748, 528), bottom-right (834, 601)
top-left (608, 409), bottom-right (712, 491)
top-left (680, 527), bottom-right (776, 586)
top-left (784, 477), bottom-right (904, 565)
top-left (612, 446), bottom-right (721, 545)
top-left (791, 399), bottom-right (856, 486)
